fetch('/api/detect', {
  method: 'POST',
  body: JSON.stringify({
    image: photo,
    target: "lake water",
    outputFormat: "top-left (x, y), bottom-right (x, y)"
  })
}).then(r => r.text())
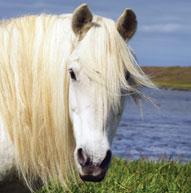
top-left (112, 89), bottom-right (191, 162)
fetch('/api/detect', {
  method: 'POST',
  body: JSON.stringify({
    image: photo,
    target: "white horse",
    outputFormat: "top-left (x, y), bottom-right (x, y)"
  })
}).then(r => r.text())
top-left (0, 4), bottom-right (153, 192)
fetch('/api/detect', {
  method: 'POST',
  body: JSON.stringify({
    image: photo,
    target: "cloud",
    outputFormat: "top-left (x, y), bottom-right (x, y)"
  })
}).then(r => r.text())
top-left (140, 23), bottom-right (182, 33)
top-left (0, 1), bottom-right (60, 9)
top-left (0, 1), bottom-right (31, 8)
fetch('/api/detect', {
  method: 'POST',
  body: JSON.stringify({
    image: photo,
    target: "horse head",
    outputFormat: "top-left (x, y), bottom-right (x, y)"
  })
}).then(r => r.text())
top-left (68, 4), bottom-right (137, 182)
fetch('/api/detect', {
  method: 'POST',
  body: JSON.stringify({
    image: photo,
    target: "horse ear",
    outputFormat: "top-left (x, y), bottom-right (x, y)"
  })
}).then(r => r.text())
top-left (72, 4), bottom-right (93, 36)
top-left (116, 9), bottom-right (137, 41)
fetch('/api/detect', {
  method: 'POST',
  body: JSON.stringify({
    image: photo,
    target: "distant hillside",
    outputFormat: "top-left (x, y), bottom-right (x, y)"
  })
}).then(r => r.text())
top-left (142, 66), bottom-right (191, 91)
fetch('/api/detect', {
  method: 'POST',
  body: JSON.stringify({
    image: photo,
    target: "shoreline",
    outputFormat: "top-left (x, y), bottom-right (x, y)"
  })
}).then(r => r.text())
top-left (142, 66), bottom-right (191, 91)
top-left (154, 83), bottom-right (191, 92)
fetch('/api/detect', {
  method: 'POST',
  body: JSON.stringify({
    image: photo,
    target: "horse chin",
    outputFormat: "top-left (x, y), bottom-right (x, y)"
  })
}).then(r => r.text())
top-left (79, 171), bottom-right (106, 182)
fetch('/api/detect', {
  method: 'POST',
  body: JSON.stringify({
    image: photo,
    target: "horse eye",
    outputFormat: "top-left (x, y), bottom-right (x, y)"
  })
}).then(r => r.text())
top-left (69, 69), bottom-right (77, 80)
top-left (125, 71), bottom-right (130, 81)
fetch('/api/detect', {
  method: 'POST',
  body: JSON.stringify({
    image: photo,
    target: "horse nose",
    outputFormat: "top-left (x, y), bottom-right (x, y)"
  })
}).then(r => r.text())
top-left (76, 148), bottom-right (112, 182)
top-left (77, 148), bottom-right (91, 167)
top-left (100, 150), bottom-right (112, 169)
top-left (77, 148), bottom-right (112, 168)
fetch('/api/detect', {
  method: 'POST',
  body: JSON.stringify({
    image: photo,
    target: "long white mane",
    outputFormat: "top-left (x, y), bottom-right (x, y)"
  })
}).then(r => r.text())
top-left (0, 14), bottom-right (153, 189)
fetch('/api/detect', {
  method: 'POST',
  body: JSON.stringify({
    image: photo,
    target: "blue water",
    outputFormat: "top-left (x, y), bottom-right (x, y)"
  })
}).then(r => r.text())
top-left (112, 89), bottom-right (191, 162)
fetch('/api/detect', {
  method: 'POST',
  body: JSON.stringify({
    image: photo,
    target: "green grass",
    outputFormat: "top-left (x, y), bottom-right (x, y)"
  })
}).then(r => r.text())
top-left (37, 157), bottom-right (191, 193)
top-left (142, 66), bottom-right (191, 91)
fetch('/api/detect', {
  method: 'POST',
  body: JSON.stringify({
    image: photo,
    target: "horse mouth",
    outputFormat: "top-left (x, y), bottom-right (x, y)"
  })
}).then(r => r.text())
top-left (79, 172), bottom-right (106, 182)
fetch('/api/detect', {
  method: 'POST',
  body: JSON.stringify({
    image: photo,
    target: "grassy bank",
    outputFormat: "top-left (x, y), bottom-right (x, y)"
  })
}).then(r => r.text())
top-left (142, 66), bottom-right (191, 91)
top-left (38, 158), bottom-right (191, 193)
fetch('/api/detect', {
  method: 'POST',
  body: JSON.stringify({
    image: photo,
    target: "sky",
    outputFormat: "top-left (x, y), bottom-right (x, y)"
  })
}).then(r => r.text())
top-left (0, 0), bottom-right (190, 66)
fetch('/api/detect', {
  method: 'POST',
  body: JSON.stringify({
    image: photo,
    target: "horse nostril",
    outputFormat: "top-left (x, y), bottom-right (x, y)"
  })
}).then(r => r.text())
top-left (100, 150), bottom-right (112, 169)
top-left (77, 148), bottom-right (91, 167)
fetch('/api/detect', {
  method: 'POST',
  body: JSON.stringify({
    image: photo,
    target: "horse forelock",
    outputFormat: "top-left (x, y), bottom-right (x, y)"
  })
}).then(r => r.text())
top-left (74, 16), bottom-right (154, 111)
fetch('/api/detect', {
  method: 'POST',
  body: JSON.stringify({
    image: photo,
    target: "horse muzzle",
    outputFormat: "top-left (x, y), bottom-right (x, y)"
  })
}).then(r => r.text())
top-left (76, 148), bottom-right (112, 182)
